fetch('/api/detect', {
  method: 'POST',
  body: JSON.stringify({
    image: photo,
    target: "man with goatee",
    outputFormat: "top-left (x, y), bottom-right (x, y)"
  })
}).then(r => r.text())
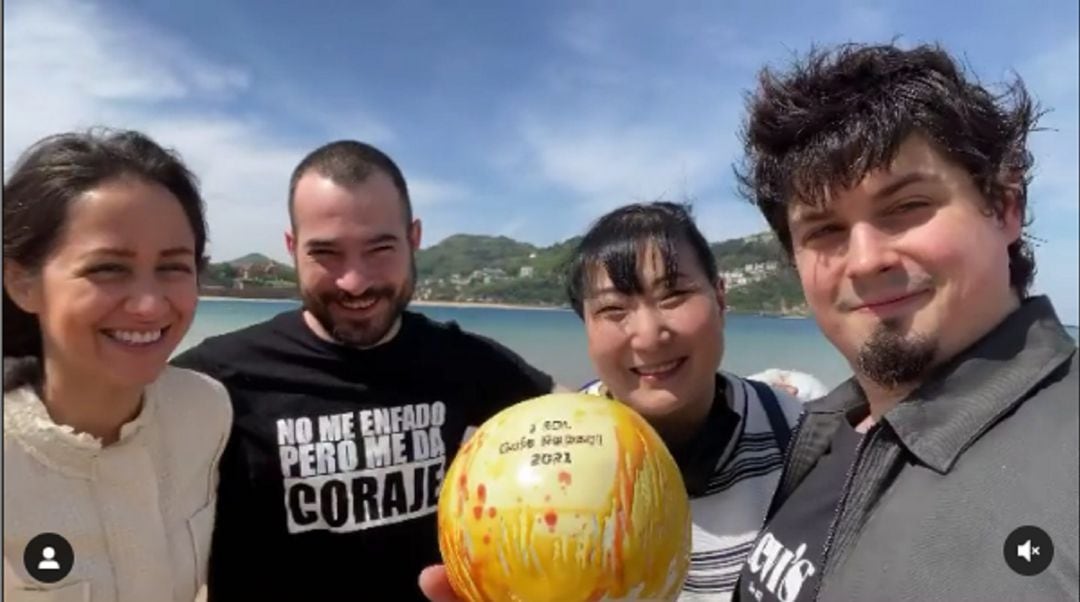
top-left (733, 42), bottom-right (1077, 601)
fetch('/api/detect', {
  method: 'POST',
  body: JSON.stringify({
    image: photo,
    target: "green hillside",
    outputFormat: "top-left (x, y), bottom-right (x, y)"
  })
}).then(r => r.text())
top-left (201, 231), bottom-right (808, 315)
top-left (413, 230), bottom-right (806, 314)
top-left (416, 235), bottom-right (538, 279)
top-left (201, 253), bottom-right (296, 291)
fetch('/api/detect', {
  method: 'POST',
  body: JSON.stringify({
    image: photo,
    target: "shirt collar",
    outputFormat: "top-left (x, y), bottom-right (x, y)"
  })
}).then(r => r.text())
top-left (809, 296), bottom-right (1076, 474)
top-left (675, 373), bottom-right (742, 496)
top-left (3, 382), bottom-right (157, 479)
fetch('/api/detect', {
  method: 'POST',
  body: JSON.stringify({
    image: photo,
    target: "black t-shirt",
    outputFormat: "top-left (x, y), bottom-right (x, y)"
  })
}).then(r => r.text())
top-left (738, 418), bottom-right (862, 602)
top-left (171, 309), bottom-right (554, 601)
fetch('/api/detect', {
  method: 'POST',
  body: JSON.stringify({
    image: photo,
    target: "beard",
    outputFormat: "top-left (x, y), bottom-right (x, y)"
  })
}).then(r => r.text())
top-left (855, 318), bottom-right (938, 389)
top-left (301, 259), bottom-right (416, 348)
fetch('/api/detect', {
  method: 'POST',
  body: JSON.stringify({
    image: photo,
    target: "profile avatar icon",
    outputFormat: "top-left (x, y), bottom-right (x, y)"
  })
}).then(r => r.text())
top-left (38, 546), bottom-right (61, 570)
top-left (23, 533), bottom-right (74, 583)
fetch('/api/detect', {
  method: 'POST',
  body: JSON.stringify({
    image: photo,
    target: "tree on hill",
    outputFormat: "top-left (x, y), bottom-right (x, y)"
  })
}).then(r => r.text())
top-left (228, 253), bottom-right (277, 268)
top-left (710, 233), bottom-right (789, 271)
top-left (417, 234), bottom-right (537, 279)
top-left (205, 230), bottom-right (810, 314)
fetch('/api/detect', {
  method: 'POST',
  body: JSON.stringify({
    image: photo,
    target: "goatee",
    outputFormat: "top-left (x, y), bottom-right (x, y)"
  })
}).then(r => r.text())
top-left (856, 320), bottom-right (937, 389)
top-left (297, 257), bottom-right (417, 348)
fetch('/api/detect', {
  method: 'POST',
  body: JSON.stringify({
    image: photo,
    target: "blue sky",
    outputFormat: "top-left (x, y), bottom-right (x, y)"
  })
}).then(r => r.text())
top-left (5, 0), bottom-right (1078, 323)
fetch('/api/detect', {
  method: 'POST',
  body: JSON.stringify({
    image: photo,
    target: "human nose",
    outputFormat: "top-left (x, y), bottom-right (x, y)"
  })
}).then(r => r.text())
top-left (626, 306), bottom-right (671, 351)
top-left (335, 261), bottom-right (370, 296)
top-left (124, 278), bottom-right (169, 319)
top-left (845, 223), bottom-right (899, 279)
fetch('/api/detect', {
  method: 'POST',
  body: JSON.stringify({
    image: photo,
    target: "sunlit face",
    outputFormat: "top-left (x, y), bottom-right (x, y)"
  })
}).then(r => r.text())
top-left (788, 134), bottom-right (1022, 387)
top-left (286, 171), bottom-right (421, 347)
top-left (4, 177), bottom-right (200, 393)
top-left (582, 241), bottom-right (725, 423)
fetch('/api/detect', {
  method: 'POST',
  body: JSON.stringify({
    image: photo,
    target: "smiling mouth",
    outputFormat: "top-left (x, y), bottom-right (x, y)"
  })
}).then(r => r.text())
top-left (102, 326), bottom-right (169, 346)
top-left (854, 290), bottom-right (930, 312)
top-left (630, 358), bottom-right (687, 381)
top-left (338, 297), bottom-right (379, 311)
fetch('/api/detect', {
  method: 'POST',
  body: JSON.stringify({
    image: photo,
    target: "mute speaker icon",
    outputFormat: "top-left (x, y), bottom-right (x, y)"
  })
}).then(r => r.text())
top-left (1017, 539), bottom-right (1040, 562)
top-left (1005, 526), bottom-right (1053, 576)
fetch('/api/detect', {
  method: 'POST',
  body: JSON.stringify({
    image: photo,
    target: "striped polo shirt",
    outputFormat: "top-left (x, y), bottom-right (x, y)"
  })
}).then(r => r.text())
top-left (581, 372), bottom-right (802, 601)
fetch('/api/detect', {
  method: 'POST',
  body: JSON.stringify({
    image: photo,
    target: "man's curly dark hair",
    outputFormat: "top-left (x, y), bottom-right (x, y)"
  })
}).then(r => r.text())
top-left (734, 42), bottom-right (1041, 296)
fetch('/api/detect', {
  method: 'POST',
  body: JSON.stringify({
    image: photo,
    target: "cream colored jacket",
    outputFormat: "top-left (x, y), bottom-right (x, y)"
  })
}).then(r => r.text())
top-left (3, 366), bottom-right (232, 602)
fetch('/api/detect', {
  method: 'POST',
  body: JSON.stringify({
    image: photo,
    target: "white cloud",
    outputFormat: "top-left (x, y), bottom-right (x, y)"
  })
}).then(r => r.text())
top-left (2, 0), bottom-right (467, 265)
top-left (522, 120), bottom-right (709, 210)
top-left (408, 178), bottom-right (470, 208)
top-left (2, 0), bottom-right (300, 264)
top-left (1023, 36), bottom-right (1079, 216)
top-left (3, 0), bottom-right (250, 155)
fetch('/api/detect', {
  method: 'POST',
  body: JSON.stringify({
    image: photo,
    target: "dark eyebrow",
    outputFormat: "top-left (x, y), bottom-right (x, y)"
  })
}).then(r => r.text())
top-left (652, 272), bottom-right (688, 288)
top-left (304, 239), bottom-right (339, 250)
top-left (366, 233), bottom-right (401, 246)
top-left (160, 247), bottom-right (194, 258)
top-left (84, 247), bottom-right (135, 259)
top-left (871, 171), bottom-right (940, 201)
top-left (80, 247), bottom-right (193, 260)
top-left (792, 172), bottom-right (941, 228)
top-left (589, 272), bottom-right (688, 297)
top-left (304, 233), bottom-right (401, 250)
top-left (790, 205), bottom-right (833, 228)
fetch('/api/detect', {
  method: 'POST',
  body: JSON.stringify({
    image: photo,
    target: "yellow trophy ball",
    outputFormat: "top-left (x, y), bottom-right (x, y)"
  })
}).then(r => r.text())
top-left (437, 392), bottom-right (691, 601)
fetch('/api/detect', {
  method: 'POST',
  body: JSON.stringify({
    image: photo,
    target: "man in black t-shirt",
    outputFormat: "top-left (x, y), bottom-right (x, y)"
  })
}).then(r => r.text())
top-left (173, 140), bottom-right (556, 601)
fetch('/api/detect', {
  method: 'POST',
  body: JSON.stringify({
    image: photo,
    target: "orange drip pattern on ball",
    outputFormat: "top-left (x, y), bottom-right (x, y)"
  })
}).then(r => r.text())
top-left (438, 392), bottom-right (691, 602)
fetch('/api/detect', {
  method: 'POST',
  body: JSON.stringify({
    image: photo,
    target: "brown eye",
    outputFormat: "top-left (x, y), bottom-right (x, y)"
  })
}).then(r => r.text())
top-left (803, 224), bottom-right (843, 244)
top-left (593, 304), bottom-right (627, 321)
top-left (892, 200), bottom-right (930, 214)
top-left (159, 263), bottom-right (194, 274)
top-left (83, 263), bottom-right (128, 276)
top-left (659, 290), bottom-right (688, 306)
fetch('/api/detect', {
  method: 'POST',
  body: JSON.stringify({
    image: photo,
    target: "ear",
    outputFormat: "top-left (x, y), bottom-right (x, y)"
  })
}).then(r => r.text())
top-left (999, 187), bottom-right (1023, 245)
top-left (714, 275), bottom-right (727, 314)
top-left (408, 219), bottom-right (422, 252)
top-left (285, 228), bottom-right (297, 259)
top-left (3, 260), bottom-right (42, 314)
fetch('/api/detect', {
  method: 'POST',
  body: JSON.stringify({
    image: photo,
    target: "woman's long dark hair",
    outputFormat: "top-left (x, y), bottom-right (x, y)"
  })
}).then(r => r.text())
top-left (3, 128), bottom-right (209, 391)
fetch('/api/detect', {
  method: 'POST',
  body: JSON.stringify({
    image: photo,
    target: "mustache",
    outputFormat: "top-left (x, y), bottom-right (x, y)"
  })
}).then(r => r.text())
top-left (331, 287), bottom-right (395, 304)
top-left (840, 273), bottom-right (934, 311)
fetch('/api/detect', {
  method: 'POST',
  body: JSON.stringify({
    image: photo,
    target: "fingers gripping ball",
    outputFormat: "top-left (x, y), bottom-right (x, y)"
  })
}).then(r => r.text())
top-left (438, 393), bottom-right (691, 601)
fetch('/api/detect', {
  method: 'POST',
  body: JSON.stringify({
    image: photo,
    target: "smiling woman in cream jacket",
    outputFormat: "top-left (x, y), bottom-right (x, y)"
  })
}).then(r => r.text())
top-left (2, 129), bottom-right (231, 602)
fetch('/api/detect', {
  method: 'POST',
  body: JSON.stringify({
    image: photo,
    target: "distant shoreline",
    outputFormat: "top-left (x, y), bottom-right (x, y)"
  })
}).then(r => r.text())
top-left (197, 294), bottom-right (819, 318)
top-left (199, 295), bottom-right (298, 304)
top-left (410, 300), bottom-right (570, 312)
top-left (198, 294), bottom-right (569, 312)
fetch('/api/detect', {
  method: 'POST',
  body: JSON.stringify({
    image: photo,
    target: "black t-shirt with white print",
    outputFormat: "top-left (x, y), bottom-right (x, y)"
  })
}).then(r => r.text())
top-left (171, 309), bottom-right (554, 601)
top-left (738, 419), bottom-right (862, 602)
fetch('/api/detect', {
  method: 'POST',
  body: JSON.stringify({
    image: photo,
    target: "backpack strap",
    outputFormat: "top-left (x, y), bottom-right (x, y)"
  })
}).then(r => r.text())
top-left (748, 379), bottom-right (792, 452)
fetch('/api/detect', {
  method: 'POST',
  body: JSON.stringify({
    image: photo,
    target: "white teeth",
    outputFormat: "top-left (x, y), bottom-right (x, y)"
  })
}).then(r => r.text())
top-left (108, 329), bottom-right (164, 345)
top-left (340, 298), bottom-right (377, 310)
top-left (634, 359), bottom-right (681, 375)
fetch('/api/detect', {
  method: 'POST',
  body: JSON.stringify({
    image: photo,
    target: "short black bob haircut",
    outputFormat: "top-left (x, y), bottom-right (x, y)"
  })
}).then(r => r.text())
top-left (565, 201), bottom-right (718, 318)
